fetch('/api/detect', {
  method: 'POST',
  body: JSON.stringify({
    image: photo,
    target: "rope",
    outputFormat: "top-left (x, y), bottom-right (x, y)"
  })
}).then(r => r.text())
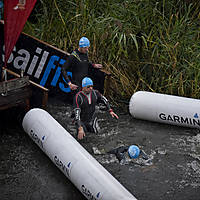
top-left (1, 69), bottom-right (7, 96)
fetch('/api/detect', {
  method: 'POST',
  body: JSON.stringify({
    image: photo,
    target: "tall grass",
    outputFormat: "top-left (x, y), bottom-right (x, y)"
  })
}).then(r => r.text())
top-left (24, 0), bottom-right (200, 103)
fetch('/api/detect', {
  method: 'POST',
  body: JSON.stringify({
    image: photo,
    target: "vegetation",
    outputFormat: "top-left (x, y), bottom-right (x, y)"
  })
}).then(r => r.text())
top-left (24, 0), bottom-right (200, 103)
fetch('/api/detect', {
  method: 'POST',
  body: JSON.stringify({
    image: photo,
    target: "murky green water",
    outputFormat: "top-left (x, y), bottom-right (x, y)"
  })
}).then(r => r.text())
top-left (0, 97), bottom-right (200, 200)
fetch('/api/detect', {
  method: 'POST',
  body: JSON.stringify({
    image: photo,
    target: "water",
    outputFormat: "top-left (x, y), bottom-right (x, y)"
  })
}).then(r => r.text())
top-left (1, 96), bottom-right (200, 200)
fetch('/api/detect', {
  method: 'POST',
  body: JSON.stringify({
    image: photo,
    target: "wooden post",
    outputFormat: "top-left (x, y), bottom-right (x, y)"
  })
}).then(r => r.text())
top-left (42, 90), bottom-right (48, 109)
top-left (25, 98), bottom-right (30, 112)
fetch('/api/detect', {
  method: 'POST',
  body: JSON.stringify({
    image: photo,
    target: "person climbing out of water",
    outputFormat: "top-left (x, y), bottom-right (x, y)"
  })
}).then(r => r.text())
top-left (73, 77), bottom-right (119, 140)
top-left (108, 145), bottom-right (149, 164)
top-left (62, 36), bottom-right (105, 101)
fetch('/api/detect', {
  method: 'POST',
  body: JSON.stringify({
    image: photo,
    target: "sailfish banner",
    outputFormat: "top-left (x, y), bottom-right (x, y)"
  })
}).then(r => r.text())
top-left (0, 1), bottom-right (104, 94)
top-left (4, 0), bottom-right (37, 66)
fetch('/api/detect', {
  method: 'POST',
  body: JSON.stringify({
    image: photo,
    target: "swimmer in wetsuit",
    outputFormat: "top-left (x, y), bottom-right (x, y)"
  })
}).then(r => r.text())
top-left (73, 77), bottom-right (119, 140)
top-left (62, 37), bottom-right (104, 97)
top-left (108, 145), bottom-right (149, 163)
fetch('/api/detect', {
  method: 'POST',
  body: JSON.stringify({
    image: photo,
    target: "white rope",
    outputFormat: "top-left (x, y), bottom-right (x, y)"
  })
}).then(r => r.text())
top-left (1, 69), bottom-right (7, 96)
top-left (3, 68), bottom-right (7, 81)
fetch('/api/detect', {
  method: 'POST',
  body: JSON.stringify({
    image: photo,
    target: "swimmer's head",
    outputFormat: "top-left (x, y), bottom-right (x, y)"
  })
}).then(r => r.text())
top-left (128, 145), bottom-right (140, 159)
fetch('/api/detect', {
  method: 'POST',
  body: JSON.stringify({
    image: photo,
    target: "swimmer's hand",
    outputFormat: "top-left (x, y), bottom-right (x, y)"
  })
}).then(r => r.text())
top-left (140, 150), bottom-right (149, 160)
top-left (78, 126), bottom-right (85, 140)
top-left (68, 82), bottom-right (78, 90)
top-left (110, 110), bottom-right (119, 119)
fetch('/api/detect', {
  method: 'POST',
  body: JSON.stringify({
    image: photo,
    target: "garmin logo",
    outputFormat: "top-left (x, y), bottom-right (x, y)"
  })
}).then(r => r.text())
top-left (81, 185), bottom-right (101, 200)
top-left (159, 113), bottom-right (200, 127)
top-left (30, 129), bottom-right (44, 149)
top-left (54, 156), bottom-right (71, 177)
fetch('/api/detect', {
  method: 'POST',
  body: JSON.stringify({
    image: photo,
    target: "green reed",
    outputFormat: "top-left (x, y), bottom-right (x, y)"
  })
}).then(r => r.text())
top-left (23, 0), bottom-right (200, 103)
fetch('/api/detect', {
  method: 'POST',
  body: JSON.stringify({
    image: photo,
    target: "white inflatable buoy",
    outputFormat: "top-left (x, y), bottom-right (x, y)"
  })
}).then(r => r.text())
top-left (22, 108), bottom-right (137, 200)
top-left (129, 91), bottom-right (200, 129)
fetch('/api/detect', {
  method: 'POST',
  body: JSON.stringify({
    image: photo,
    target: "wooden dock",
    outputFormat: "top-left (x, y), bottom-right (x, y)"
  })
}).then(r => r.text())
top-left (0, 76), bottom-right (32, 111)
top-left (0, 69), bottom-right (49, 112)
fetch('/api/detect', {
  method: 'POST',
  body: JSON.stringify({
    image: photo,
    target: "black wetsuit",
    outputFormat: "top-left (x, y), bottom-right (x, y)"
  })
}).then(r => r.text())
top-left (73, 89), bottom-right (112, 133)
top-left (62, 49), bottom-right (105, 94)
top-left (108, 146), bottom-right (149, 162)
top-left (62, 49), bottom-right (93, 88)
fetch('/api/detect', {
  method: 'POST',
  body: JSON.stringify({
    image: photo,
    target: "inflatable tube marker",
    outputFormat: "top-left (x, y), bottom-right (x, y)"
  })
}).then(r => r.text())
top-left (22, 108), bottom-right (137, 200)
top-left (129, 91), bottom-right (200, 129)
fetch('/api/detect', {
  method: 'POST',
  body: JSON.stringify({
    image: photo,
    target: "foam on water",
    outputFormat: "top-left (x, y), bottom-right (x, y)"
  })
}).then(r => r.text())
top-left (169, 132), bottom-right (200, 189)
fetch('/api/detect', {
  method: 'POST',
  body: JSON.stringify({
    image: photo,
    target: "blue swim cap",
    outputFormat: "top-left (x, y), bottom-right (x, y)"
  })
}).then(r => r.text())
top-left (79, 37), bottom-right (90, 48)
top-left (128, 145), bottom-right (140, 159)
top-left (82, 77), bottom-right (93, 88)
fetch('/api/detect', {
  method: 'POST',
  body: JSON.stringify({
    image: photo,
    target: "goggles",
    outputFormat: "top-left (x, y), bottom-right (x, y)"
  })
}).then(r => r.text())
top-left (86, 85), bottom-right (93, 88)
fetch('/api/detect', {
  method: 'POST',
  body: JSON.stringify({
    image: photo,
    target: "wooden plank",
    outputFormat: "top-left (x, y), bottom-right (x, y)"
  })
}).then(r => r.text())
top-left (0, 76), bottom-right (29, 93)
top-left (3, 68), bottom-right (49, 92)
top-left (2, 68), bottom-right (49, 108)
top-left (0, 86), bottom-right (32, 110)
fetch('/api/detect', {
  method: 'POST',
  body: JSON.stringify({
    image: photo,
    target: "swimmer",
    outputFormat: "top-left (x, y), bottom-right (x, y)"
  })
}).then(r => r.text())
top-left (107, 145), bottom-right (149, 164)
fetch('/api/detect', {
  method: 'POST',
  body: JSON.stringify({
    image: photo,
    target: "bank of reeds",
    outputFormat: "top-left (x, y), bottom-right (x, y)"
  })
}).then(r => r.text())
top-left (24, 0), bottom-right (200, 103)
